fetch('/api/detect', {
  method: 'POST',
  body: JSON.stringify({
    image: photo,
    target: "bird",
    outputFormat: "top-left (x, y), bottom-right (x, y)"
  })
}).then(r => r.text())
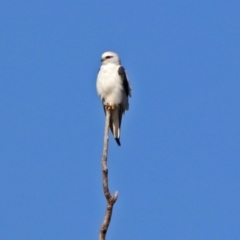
top-left (96, 51), bottom-right (131, 146)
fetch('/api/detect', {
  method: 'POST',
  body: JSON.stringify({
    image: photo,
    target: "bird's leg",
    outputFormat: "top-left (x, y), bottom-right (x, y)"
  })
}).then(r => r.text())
top-left (105, 103), bottom-right (115, 111)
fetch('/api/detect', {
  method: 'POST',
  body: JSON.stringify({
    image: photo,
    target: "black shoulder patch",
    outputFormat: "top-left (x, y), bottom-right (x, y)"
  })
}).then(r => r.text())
top-left (118, 66), bottom-right (130, 97)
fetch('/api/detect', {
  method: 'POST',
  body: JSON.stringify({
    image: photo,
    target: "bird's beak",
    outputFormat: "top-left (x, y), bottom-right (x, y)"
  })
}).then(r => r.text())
top-left (101, 58), bottom-right (104, 62)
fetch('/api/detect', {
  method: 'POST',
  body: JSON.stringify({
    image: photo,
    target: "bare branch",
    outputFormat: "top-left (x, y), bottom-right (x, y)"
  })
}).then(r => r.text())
top-left (99, 109), bottom-right (118, 240)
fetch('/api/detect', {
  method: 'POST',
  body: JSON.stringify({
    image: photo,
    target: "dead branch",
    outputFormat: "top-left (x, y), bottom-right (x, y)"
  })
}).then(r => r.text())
top-left (99, 109), bottom-right (118, 240)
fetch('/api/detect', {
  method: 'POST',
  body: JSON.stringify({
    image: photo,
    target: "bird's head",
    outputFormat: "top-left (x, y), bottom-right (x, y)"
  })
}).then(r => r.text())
top-left (101, 51), bottom-right (121, 65)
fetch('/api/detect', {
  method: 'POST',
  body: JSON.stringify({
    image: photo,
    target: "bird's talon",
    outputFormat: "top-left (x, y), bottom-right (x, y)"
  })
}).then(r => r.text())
top-left (105, 104), bottom-right (115, 111)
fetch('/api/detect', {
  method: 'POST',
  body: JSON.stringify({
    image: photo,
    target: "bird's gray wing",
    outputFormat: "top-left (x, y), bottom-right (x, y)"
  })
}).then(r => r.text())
top-left (118, 66), bottom-right (131, 97)
top-left (118, 66), bottom-right (131, 128)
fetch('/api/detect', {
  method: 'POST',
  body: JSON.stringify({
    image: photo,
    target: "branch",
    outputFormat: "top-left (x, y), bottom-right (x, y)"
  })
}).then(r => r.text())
top-left (99, 109), bottom-right (118, 240)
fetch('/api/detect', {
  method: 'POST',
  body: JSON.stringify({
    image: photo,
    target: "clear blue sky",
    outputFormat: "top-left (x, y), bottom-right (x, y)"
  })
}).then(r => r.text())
top-left (1, 1), bottom-right (239, 239)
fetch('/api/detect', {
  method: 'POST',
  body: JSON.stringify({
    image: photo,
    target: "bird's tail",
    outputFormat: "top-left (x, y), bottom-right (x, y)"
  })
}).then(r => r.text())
top-left (110, 108), bottom-right (121, 146)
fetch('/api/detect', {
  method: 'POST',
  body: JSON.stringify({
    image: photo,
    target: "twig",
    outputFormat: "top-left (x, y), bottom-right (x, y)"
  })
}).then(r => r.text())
top-left (99, 109), bottom-right (118, 240)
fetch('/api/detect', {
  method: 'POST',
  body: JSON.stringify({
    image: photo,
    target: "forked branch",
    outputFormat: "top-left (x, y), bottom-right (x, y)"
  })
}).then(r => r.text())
top-left (99, 109), bottom-right (118, 240)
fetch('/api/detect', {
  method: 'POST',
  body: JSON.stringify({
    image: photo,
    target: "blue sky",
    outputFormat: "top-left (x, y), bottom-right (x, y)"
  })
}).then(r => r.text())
top-left (0, 1), bottom-right (240, 239)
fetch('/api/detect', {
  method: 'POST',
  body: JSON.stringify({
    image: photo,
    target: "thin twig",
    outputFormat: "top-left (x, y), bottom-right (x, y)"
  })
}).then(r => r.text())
top-left (99, 109), bottom-right (118, 240)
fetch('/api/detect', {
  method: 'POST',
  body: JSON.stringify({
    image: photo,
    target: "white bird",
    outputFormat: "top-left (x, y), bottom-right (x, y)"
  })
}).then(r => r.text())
top-left (96, 51), bottom-right (131, 146)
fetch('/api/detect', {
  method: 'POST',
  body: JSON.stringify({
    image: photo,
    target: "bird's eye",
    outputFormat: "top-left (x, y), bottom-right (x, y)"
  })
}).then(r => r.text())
top-left (105, 56), bottom-right (112, 59)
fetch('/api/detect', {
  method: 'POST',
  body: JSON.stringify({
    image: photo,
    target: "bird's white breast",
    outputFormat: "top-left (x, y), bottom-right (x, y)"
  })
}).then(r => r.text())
top-left (97, 64), bottom-right (124, 105)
